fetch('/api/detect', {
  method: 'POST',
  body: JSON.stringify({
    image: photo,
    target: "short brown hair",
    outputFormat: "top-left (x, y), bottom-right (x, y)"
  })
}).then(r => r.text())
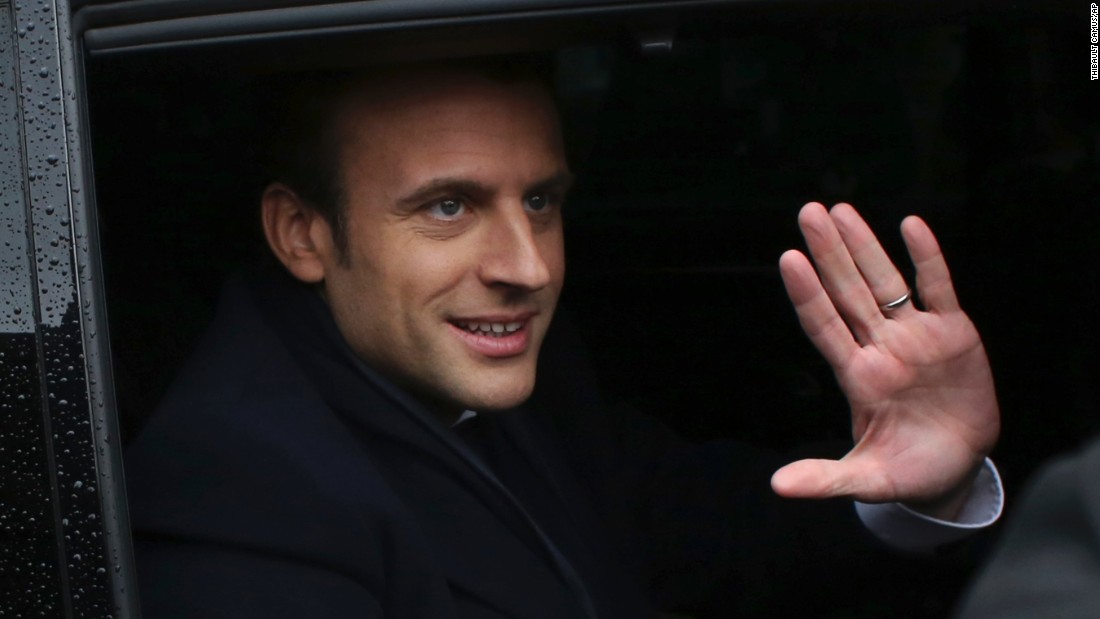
top-left (262, 55), bottom-right (555, 260)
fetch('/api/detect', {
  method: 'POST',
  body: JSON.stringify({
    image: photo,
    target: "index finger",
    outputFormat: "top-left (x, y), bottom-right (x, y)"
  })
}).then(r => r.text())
top-left (779, 248), bottom-right (860, 370)
top-left (797, 203), bottom-right (885, 343)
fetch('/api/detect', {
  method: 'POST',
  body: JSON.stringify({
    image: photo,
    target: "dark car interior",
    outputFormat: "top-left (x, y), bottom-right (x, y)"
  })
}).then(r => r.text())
top-left (84, 1), bottom-right (1095, 615)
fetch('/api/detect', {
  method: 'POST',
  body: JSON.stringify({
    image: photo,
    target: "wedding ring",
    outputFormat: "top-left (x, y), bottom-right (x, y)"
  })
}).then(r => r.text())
top-left (879, 289), bottom-right (912, 312)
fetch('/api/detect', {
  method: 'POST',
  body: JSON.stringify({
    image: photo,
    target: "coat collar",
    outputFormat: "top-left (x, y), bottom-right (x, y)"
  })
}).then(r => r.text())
top-left (243, 266), bottom-right (603, 619)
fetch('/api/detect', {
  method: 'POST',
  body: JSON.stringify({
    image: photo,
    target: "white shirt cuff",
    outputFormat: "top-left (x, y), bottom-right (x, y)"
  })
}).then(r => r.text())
top-left (854, 458), bottom-right (1003, 554)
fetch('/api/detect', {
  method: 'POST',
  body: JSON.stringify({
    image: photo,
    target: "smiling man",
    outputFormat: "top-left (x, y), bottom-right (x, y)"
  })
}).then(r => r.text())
top-left (125, 59), bottom-right (1002, 618)
top-left (262, 70), bottom-right (569, 416)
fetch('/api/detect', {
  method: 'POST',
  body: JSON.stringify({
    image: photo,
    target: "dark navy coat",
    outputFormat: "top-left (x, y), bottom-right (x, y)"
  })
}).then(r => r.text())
top-left (126, 268), bottom-right (937, 618)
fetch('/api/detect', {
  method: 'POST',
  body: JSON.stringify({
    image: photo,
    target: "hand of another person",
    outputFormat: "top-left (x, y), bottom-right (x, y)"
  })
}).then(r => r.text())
top-left (770, 202), bottom-right (1000, 519)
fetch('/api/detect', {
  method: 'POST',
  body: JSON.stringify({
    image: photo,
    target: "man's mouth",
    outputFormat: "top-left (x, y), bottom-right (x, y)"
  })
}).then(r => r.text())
top-left (451, 320), bottom-right (525, 338)
top-left (447, 314), bottom-right (535, 358)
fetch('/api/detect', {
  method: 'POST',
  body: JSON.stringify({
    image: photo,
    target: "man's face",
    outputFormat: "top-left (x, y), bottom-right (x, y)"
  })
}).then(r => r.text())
top-left (319, 71), bottom-right (569, 414)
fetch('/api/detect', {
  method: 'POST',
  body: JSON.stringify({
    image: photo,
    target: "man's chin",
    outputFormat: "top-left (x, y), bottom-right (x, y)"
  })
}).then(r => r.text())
top-left (394, 365), bottom-right (537, 420)
top-left (461, 388), bottom-right (534, 413)
top-left (450, 375), bottom-right (537, 413)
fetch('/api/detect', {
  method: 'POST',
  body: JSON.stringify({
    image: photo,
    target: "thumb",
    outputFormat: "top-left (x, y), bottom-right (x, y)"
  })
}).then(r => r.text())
top-left (770, 458), bottom-right (870, 500)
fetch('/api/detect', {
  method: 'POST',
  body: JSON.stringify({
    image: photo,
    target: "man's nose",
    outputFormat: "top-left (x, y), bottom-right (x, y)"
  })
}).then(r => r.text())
top-left (478, 207), bottom-right (554, 291)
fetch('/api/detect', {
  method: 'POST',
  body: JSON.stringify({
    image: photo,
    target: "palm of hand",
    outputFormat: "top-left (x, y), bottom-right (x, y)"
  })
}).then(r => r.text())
top-left (771, 203), bottom-right (1000, 509)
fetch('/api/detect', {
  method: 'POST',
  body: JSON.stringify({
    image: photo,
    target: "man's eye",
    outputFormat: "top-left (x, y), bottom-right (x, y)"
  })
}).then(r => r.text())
top-left (427, 198), bottom-right (466, 220)
top-left (524, 193), bottom-right (553, 213)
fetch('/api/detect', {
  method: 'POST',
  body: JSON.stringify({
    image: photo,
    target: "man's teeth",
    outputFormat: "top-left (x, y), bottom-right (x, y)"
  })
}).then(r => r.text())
top-left (457, 321), bottom-right (523, 336)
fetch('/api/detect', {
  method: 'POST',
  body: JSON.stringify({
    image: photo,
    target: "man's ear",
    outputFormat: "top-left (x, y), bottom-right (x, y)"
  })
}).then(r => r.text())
top-left (261, 183), bottom-right (335, 283)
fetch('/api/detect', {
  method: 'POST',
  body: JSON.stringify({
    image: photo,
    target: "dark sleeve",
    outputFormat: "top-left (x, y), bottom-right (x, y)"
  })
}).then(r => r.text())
top-left (955, 440), bottom-right (1100, 619)
top-left (534, 313), bottom-right (983, 618)
top-left (135, 539), bottom-right (384, 618)
top-left (569, 403), bottom-right (980, 618)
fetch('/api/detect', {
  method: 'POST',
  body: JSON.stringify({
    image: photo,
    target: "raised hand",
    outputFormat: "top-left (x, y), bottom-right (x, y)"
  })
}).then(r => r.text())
top-left (770, 203), bottom-right (1000, 518)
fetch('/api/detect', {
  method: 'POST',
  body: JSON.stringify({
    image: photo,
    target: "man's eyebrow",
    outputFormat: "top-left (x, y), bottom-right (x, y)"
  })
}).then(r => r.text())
top-left (528, 171), bottom-right (575, 195)
top-left (396, 171), bottom-right (574, 208)
top-left (396, 177), bottom-right (493, 209)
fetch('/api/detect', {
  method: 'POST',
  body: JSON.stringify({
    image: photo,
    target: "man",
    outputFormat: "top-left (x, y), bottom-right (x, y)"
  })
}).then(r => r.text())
top-left (125, 60), bottom-right (1002, 617)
